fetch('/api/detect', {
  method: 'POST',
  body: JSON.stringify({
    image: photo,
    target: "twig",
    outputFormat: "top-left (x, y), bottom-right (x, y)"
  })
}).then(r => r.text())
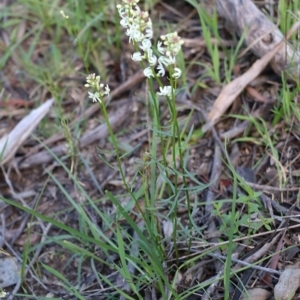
top-left (216, 0), bottom-right (300, 79)
top-left (220, 120), bottom-right (250, 140)
top-left (202, 265), bottom-right (225, 300)
top-left (6, 277), bottom-right (21, 300)
top-left (28, 223), bottom-right (53, 269)
top-left (0, 214), bottom-right (5, 248)
top-left (208, 253), bottom-right (281, 275)
top-left (1, 165), bottom-right (29, 207)
top-left (245, 181), bottom-right (299, 192)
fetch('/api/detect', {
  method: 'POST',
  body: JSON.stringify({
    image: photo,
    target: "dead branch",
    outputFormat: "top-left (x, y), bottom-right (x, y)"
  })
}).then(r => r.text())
top-left (215, 0), bottom-right (300, 80)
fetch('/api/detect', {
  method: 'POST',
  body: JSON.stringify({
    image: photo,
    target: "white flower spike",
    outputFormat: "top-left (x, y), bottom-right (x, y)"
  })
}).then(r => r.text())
top-left (117, 0), bottom-right (184, 98)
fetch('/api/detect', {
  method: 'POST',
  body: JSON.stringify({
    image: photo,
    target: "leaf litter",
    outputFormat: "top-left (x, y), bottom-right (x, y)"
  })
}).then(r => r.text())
top-left (1, 0), bottom-right (300, 299)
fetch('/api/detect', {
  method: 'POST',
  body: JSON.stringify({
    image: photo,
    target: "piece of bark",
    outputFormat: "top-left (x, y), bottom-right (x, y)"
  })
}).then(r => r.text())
top-left (215, 0), bottom-right (300, 80)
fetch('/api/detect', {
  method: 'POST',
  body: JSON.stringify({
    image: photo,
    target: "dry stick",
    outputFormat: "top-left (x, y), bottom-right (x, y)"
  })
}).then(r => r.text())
top-left (219, 103), bottom-right (273, 140)
top-left (216, 0), bottom-right (300, 79)
top-left (19, 102), bottom-right (133, 169)
top-left (166, 222), bottom-right (300, 266)
top-left (28, 223), bottom-right (53, 270)
top-left (183, 37), bottom-right (236, 48)
top-left (23, 70), bottom-right (145, 158)
top-left (203, 20), bottom-right (300, 131)
top-left (201, 259), bottom-right (230, 300)
top-left (244, 181), bottom-right (299, 192)
top-left (1, 165), bottom-right (29, 207)
top-left (220, 120), bottom-right (250, 140)
top-left (7, 277), bottom-right (21, 300)
top-left (238, 233), bottom-right (281, 267)
top-left (183, 259), bottom-right (214, 285)
top-left (0, 214), bottom-right (5, 248)
top-left (208, 253), bottom-right (281, 275)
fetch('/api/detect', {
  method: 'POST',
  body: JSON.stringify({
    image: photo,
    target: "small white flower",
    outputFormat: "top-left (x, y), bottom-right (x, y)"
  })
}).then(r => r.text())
top-left (148, 55), bottom-right (157, 66)
top-left (156, 63), bottom-right (165, 77)
top-left (146, 19), bottom-right (152, 29)
top-left (147, 49), bottom-right (157, 66)
top-left (88, 91), bottom-right (101, 103)
top-left (60, 10), bottom-right (69, 19)
top-left (158, 55), bottom-right (176, 66)
top-left (132, 52), bottom-right (144, 61)
top-left (157, 86), bottom-right (172, 97)
top-left (172, 67), bottom-right (182, 79)
top-left (123, 0), bottom-right (139, 5)
top-left (143, 67), bottom-right (154, 78)
top-left (167, 56), bottom-right (176, 65)
top-left (120, 17), bottom-right (129, 28)
top-left (0, 290), bottom-right (6, 298)
top-left (126, 25), bottom-right (143, 43)
top-left (158, 56), bottom-right (170, 66)
top-left (134, 31), bottom-right (144, 42)
top-left (145, 28), bottom-right (153, 39)
top-left (157, 41), bottom-right (164, 54)
top-left (104, 84), bottom-right (110, 95)
top-left (140, 39), bottom-right (152, 51)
